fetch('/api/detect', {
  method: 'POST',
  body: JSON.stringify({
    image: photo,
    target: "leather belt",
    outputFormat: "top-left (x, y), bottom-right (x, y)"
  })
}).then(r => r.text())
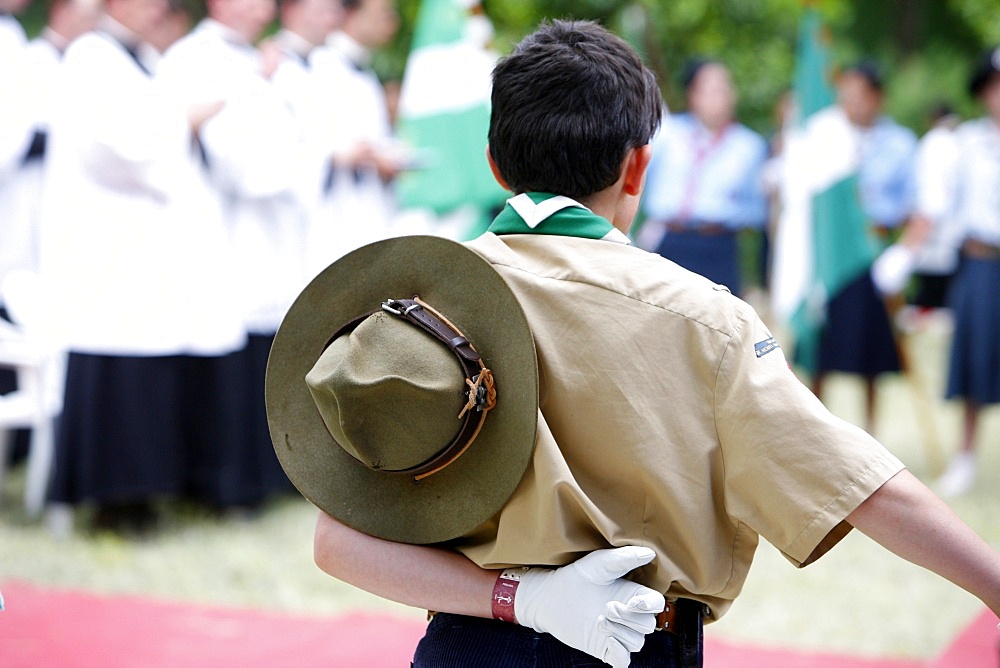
top-left (655, 598), bottom-right (704, 636)
top-left (963, 239), bottom-right (1000, 260)
top-left (429, 596), bottom-right (704, 637)
top-left (655, 603), bottom-right (678, 633)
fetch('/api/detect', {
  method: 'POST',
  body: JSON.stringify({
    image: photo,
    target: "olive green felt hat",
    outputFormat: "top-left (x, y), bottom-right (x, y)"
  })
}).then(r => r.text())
top-left (265, 236), bottom-right (538, 544)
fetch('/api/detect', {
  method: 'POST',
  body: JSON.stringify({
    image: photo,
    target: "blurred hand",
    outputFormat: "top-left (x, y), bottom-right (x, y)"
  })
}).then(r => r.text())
top-left (331, 141), bottom-right (377, 170)
top-left (187, 100), bottom-right (226, 133)
top-left (372, 150), bottom-right (405, 182)
top-left (258, 40), bottom-right (285, 80)
top-left (899, 214), bottom-right (933, 250)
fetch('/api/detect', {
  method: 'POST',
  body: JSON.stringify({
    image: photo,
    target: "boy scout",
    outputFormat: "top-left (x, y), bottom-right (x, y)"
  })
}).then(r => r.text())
top-left (267, 19), bottom-right (1000, 668)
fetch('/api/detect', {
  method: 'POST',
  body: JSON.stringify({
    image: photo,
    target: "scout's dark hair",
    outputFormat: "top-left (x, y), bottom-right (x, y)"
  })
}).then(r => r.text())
top-left (488, 19), bottom-right (662, 199)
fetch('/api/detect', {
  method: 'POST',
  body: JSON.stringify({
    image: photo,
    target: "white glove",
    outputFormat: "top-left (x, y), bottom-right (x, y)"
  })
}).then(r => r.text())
top-left (513, 546), bottom-right (666, 668)
top-left (871, 243), bottom-right (916, 296)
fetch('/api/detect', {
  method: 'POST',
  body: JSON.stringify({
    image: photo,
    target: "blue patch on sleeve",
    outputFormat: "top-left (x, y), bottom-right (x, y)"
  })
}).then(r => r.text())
top-left (754, 337), bottom-right (780, 358)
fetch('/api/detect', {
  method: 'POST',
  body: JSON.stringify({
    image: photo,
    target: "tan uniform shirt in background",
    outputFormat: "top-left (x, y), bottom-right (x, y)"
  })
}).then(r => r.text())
top-left (458, 232), bottom-right (904, 621)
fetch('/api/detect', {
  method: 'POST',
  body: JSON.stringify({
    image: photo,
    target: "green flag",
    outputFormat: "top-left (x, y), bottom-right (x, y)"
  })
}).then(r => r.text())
top-left (395, 0), bottom-right (508, 238)
top-left (773, 9), bottom-right (880, 374)
top-left (792, 9), bottom-right (834, 120)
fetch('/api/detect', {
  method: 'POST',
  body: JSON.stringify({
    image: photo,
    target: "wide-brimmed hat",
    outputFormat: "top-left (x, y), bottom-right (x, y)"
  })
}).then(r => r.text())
top-left (265, 235), bottom-right (538, 544)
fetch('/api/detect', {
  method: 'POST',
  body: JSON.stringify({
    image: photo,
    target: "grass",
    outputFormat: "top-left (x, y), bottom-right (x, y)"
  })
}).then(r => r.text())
top-left (1, 323), bottom-right (997, 659)
top-left (0, 489), bottom-right (421, 621)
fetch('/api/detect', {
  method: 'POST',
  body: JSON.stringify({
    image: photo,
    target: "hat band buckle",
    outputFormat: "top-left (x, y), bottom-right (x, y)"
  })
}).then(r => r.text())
top-left (381, 300), bottom-right (421, 317)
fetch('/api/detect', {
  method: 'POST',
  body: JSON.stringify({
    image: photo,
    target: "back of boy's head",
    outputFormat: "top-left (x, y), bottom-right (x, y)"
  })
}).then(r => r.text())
top-left (488, 19), bottom-right (662, 200)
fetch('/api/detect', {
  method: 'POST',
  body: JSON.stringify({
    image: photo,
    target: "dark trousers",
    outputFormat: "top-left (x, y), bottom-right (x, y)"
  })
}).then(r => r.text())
top-left (412, 607), bottom-right (703, 667)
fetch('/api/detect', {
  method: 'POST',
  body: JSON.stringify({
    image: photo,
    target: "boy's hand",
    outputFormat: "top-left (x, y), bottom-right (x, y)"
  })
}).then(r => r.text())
top-left (512, 546), bottom-right (665, 667)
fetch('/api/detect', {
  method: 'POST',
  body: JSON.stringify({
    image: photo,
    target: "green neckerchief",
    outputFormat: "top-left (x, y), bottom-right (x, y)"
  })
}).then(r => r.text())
top-left (487, 192), bottom-right (632, 244)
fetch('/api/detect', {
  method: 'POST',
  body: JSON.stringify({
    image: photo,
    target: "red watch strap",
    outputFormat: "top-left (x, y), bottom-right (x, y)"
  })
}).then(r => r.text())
top-left (491, 568), bottom-right (527, 623)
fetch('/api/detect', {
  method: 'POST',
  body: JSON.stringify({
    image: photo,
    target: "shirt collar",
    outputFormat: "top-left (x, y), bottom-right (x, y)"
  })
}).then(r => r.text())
top-left (326, 31), bottom-right (370, 69)
top-left (201, 18), bottom-right (255, 50)
top-left (98, 16), bottom-right (142, 50)
top-left (275, 28), bottom-right (314, 60)
top-left (41, 26), bottom-right (71, 54)
top-left (490, 193), bottom-right (632, 245)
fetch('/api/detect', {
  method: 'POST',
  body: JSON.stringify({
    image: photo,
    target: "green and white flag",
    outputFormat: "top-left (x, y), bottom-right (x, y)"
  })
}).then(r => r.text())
top-left (770, 8), bottom-right (880, 374)
top-left (395, 0), bottom-right (508, 239)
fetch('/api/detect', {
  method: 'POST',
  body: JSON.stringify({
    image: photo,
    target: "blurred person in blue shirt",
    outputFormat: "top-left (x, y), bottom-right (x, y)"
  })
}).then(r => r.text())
top-left (810, 60), bottom-right (919, 433)
top-left (844, 63), bottom-right (917, 233)
top-left (934, 48), bottom-right (1000, 497)
top-left (638, 59), bottom-right (768, 297)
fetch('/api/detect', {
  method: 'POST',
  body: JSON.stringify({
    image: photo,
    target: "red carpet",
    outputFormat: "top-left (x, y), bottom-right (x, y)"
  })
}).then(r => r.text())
top-left (0, 580), bottom-right (995, 667)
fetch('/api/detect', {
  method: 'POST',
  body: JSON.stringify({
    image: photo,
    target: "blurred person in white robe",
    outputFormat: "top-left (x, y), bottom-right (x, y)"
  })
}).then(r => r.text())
top-left (40, 0), bottom-right (246, 530)
top-left (2, 0), bottom-right (102, 467)
top-left (0, 0), bottom-right (35, 470)
top-left (309, 0), bottom-right (406, 265)
top-left (158, 0), bottom-right (312, 339)
top-left (0, 0), bottom-right (36, 313)
top-left (4, 0), bottom-right (104, 292)
top-left (268, 0), bottom-right (347, 279)
top-left (0, 0), bottom-right (33, 172)
top-left (156, 0), bottom-right (314, 508)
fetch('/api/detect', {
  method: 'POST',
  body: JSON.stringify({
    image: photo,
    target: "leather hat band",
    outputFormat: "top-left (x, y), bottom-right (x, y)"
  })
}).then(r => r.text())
top-left (324, 296), bottom-right (497, 481)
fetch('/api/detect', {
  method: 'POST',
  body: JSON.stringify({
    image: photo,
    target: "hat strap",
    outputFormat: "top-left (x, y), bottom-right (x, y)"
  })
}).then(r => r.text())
top-left (325, 297), bottom-right (497, 481)
top-left (382, 297), bottom-right (497, 481)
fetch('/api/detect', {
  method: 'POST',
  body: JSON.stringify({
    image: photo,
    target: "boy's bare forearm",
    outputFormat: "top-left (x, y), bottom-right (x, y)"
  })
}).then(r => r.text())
top-left (847, 469), bottom-right (1000, 616)
top-left (313, 510), bottom-right (496, 618)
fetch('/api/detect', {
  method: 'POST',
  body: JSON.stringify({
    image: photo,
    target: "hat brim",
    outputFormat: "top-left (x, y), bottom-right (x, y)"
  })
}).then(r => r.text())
top-left (266, 235), bottom-right (538, 544)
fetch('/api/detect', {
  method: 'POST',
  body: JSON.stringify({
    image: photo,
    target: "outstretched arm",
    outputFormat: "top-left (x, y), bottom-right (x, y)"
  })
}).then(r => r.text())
top-left (847, 469), bottom-right (1000, 617)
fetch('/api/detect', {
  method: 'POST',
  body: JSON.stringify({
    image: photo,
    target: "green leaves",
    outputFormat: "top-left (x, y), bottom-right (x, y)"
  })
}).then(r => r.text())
top-left (377, 0), bottom-right (997, 135)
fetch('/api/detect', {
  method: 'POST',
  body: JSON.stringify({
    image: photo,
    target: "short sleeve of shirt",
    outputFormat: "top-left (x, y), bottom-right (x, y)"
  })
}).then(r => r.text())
top-left (715, 307), bottom-right (904, 566)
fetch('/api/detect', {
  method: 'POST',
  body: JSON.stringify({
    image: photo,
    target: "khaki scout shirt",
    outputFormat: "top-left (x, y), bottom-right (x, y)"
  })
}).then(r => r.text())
top-left (458, 233), bottom-right (904, 621)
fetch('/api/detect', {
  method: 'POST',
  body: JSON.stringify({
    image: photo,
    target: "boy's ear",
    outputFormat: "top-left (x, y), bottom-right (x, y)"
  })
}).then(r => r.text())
top-left (623, 144), bottom-right (653, 197)
top-left (485, 145), bottom-right (512, 191)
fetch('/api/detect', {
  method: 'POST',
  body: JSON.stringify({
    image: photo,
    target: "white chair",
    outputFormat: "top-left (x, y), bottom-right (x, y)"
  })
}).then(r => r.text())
top-left (0, 270), bottom-right (65, 519)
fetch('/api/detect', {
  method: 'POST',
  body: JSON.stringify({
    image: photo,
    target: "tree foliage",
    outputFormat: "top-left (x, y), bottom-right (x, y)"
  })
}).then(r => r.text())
top-left (383, 0), bottom-right (997, 135)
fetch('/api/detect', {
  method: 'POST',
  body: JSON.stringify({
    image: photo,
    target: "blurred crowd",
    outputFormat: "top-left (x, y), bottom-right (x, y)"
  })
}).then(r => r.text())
top-left (1, 0), bottom-right (998, 533)
top-left (635, 49), bottom-right (1000, 501)
top-left (1, 0), bottom-right (442, 532)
